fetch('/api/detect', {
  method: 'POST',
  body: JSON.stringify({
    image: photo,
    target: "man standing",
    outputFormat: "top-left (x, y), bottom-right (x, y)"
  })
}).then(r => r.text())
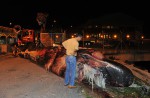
top-left (62, 33), bottom-right (82, 88)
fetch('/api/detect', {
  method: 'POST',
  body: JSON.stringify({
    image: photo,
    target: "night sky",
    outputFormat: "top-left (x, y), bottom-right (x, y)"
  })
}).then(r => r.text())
top-left (0, 0), bottom-right (149, 37)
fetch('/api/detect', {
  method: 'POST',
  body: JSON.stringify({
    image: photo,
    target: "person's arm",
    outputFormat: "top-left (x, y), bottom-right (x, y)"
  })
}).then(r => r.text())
top-left (74, 42), bottom-right (79, 51)
top-left (62, 40), bottom-right (67, 49)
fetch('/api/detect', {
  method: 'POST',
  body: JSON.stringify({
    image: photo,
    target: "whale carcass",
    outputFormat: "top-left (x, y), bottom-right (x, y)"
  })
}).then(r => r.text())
top-left (76, 52), bottom-right (134, 89)
top-left (20, 46), bottom-right (134, 88)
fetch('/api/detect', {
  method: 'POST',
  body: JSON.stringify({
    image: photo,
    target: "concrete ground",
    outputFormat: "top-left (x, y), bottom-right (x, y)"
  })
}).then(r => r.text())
top-left (0, 54), bottom-right (85, 98)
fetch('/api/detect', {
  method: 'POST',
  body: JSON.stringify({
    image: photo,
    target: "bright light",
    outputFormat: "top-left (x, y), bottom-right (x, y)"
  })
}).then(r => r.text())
top-left (86, 35), bottom-right (90, 38)
top-left (100, 35), bottom-right (103, 38)
top-left (113, 34), bottom-right (117, 39)
top-left (141, 35), bottom-right (144, 39)
top-left (56, 35), bottom-right (59, 38)
top-left (9, 22), bottom-right (12, 26)
top-left (71, 35), bottom-right (74, 38)
top-left (126, 34), bottom-right (130, 39)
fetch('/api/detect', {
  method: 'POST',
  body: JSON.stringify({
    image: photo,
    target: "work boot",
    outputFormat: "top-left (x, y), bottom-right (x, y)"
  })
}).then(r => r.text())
top-left (68, 85), bottom-right (77, 89)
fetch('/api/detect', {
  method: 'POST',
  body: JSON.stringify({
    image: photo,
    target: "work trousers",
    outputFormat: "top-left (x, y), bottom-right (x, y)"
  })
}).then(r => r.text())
top-left (64, 55), bottom-right (76, 86)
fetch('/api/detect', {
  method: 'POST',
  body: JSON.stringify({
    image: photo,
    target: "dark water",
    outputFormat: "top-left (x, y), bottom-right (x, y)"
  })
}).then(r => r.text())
top-left (133, 61), bottom-right (150, 72)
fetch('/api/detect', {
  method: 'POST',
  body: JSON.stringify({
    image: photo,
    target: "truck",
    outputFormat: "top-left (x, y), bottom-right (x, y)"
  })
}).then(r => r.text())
top-left (17, 29), bottom-right (35, 46)
top-left (14, 28), bottom-right (65, 56)
top-left (11, 29), bottom-right (36, 56)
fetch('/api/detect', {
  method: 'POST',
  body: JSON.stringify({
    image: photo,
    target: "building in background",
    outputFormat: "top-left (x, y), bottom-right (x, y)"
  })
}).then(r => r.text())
top-left (80, 13), bottom-right (144, 48)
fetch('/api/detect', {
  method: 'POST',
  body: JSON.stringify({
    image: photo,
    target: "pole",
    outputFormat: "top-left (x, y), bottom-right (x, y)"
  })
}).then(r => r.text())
top-left (82, 30), bottom-right (84, 47)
